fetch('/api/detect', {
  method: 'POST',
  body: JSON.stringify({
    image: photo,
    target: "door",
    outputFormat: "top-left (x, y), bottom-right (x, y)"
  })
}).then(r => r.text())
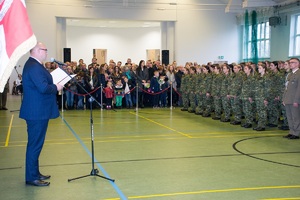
top-left (146, 49), bottom-right (160, 62)
top-left (93, 49), bottom-right (107, 65)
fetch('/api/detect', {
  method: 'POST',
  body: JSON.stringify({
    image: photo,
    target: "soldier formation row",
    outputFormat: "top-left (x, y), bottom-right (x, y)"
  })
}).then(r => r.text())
top-left (180, 61), bottom-right (290, 131)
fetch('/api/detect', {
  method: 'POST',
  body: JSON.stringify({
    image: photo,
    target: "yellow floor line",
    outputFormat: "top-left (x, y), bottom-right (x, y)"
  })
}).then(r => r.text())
top-left (4, 114), bottom-right (14, 147)
top-left (104, 185), bottom-right (300, 200)
top-left (262, 198), bottom-right (300, 200)
top-left (130, 112), bottom-right (192, 138)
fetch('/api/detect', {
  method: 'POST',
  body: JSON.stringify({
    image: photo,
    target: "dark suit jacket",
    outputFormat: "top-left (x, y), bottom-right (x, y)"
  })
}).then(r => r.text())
top-left (20, 57), bottom-right (59, 120)
top-left (283, 69), bottom-right (300, 105)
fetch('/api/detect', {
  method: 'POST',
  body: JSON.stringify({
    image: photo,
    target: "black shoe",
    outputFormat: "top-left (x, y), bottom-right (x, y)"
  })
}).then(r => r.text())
top-left (2, 107), bottom-right (7, 110)
top-left (231, 121), bottom-right (241, 125)
top-left (26, 180), bottom-right (50, 187)
top-left (243, 123), bottom-right (252, 128)
top-left (267, 124), bottom-right (277, 127)
top-left (288, 135), bottom-right (299, 140)
top-left (279, 126), bottom-right (289, 130)
top-left (283, 134), bottom-right (293, 138)
top-left (39, 174), bottom-right (51, 180)
top-left (212, 117), bottom-right (221, 120)
top-left (221, 118), bottom-right (230, 122)
top-left (256, 127), bottom-right (265, 131)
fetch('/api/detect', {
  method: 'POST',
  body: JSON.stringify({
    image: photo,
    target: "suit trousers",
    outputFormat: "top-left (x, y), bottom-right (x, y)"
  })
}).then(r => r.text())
top-left (25, 119), bottom-right (49, 181)
top-left (285, 104), bottom-right (300, 136)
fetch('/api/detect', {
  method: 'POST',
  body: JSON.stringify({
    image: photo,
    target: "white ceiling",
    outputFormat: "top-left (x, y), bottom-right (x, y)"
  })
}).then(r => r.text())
top-left (65, 0), bottom-right (299, 28)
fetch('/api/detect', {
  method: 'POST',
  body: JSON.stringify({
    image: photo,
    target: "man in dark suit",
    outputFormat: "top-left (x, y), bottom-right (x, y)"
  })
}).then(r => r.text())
top-left (283, 58), bottom-right (300, 140)
top-left (20, 42), bottom-right (63, 186)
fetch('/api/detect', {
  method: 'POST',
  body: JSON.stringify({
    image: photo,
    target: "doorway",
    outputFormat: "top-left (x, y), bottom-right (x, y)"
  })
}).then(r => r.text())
top-left (93, 49), bottom-right (107, 65)
top-left (146, 49), bottom-right (160, 62)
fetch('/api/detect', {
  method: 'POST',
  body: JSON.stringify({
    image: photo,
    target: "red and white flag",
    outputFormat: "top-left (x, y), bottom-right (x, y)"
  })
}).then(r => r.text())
top-left (0, 0), bottom-right (36, 92)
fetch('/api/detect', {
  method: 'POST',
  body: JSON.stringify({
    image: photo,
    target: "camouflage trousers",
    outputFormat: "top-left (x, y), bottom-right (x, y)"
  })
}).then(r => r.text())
top-left (255, 98), bottom-right (267, 128)
top-left (213, 96), bottom-right (222, 118)
top-left (242, 99), bottom-right (254, 124)
top-left (182, 92), bottom-right (189, 109)
top-left (188, 92), bottom-right (196, 112)
top-left (280, 102), bottom-right (288, 126)
top-left (267, 99), bottom-right (280, 125)
top-left (195, 93), bottom-right (204, 114)
top-left (221, 96), bottom-right (231, 120)
top-left (230, 96), bottom-right (242, 122)
top-left (203, 95), bottom-right (213, 115)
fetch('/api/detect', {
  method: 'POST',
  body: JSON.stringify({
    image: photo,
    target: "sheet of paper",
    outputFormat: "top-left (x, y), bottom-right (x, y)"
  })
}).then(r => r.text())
top-left (50, 67), bottom-right (76, 85)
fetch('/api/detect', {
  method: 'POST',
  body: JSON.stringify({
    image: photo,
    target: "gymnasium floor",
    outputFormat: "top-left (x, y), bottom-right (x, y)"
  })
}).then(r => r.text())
top-left (0, 94), bottom-right (300, 200)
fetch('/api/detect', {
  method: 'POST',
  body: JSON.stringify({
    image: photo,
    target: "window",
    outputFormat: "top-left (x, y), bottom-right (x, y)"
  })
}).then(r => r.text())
top-left (290, 14), bottom-right (300, 56)
top-left (243, 21), bottom-right (270, 60)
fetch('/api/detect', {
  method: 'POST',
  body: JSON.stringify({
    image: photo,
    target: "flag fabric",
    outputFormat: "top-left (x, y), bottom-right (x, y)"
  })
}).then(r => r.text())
top-left (0, 0), bottom-right (37, 92)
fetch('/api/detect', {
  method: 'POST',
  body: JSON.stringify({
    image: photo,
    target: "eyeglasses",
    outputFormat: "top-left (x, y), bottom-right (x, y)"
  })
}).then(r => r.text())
top-left (39, 48), bottom-right (48, 52)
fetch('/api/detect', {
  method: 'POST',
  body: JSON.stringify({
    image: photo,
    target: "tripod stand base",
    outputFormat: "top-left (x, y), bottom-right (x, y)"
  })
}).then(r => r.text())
top-left (68, 168), bottom-right (115, 182)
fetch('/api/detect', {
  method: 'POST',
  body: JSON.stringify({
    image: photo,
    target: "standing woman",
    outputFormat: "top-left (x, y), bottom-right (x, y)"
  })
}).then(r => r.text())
top-left (253, 63), bottom-right (268, 131)
top-left (229, 65), bottom-right (244, 125)
top-left (136, 60), bottom-right (149, 108)
top-left (201, 65), bottom-right (213, 117)
top-left (111, 66), bottom-right (122, 84)
top-left (195, 67), bottom-right (204, 115)
top-left (85, 66), bottom-right (99, 109)
top-left (65, 66), bottom-right (77, 110)
top-left (180, 68), bottom-right (190, 111)
top-left (211, 65), bottom-right (224, 120)
top-left (241, 65), bottom-right (255, 128)
top-left (97, 64), bottom-right (108, 107)
top-left (187, 67), bottom-right (197, 113)
top-left (265, 61), bottom-right (281, 127)
top-left (220, 64), bottom-right (232, 122)
top-left (166, 65), bottom-right (177, 106)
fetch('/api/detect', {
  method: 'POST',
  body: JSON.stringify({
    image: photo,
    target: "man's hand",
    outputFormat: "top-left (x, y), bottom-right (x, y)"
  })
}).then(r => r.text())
top-left (56, 84), bottom-right (64, 91)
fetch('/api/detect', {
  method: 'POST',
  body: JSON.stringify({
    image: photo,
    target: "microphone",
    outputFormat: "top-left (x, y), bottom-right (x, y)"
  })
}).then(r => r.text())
top-left (50, 58), bottom-right (67, 66)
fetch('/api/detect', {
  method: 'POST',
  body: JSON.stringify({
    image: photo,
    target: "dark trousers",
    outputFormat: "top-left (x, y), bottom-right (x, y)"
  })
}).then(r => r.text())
top-left (0, 88), bottom-right (8, 108)
top-left (25, 119), bottom-right (49, 181)
top-left (285, 104), bottom-right (300, 136)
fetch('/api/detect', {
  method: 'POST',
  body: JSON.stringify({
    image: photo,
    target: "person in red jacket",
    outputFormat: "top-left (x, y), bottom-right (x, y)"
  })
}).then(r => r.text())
top-left (103, 81), bottom-right (114, 109)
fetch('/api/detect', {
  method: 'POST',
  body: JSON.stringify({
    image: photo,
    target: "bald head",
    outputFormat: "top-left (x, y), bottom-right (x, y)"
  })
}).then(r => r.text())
top-left (30, 42), bottom-right (48, 63)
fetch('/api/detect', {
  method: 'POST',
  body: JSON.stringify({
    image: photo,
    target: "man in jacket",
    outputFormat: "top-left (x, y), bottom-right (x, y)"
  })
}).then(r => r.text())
top-left (283, 58), bottom-right (300, 140)
top-left (20, 42), bottom-right (63, 186)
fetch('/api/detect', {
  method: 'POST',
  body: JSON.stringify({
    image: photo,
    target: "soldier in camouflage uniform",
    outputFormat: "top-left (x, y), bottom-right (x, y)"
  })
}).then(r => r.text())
top-left (195, 68), bottom-right (205, 115)
top-left (229, 65), bottom-right (244, 125)
top-left (278, 61), bottom-right (290, 130)
top-left (265, 61), bottom-right (281, 127)
top-left (211, 65), bottom-right (224, 120)
top-left (253, 63), bottom-right (268, 131)
top-left (180, 68), bottom-right (189, 111)
top-left (187, 67), bottom-right (197, 113)
top-left (220, 64), bottom-right (232, 122)
top-left (241, 65), bottom-right (255, 128)
top-left (202, 66), bottom-right (213, 117)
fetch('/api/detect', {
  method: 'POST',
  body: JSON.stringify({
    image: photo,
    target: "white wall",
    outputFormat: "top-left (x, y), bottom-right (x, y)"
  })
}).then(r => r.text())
top-left (9, 0), bottom-right (239, 92)
top-left (175, 9), bottom-right (239, 64)
top-left (67, 26), bottom-right (161, 64)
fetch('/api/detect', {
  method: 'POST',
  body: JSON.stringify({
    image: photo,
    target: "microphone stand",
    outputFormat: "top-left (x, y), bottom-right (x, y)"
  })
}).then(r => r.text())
top-left (54, 63), bottom-right (114, 183)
